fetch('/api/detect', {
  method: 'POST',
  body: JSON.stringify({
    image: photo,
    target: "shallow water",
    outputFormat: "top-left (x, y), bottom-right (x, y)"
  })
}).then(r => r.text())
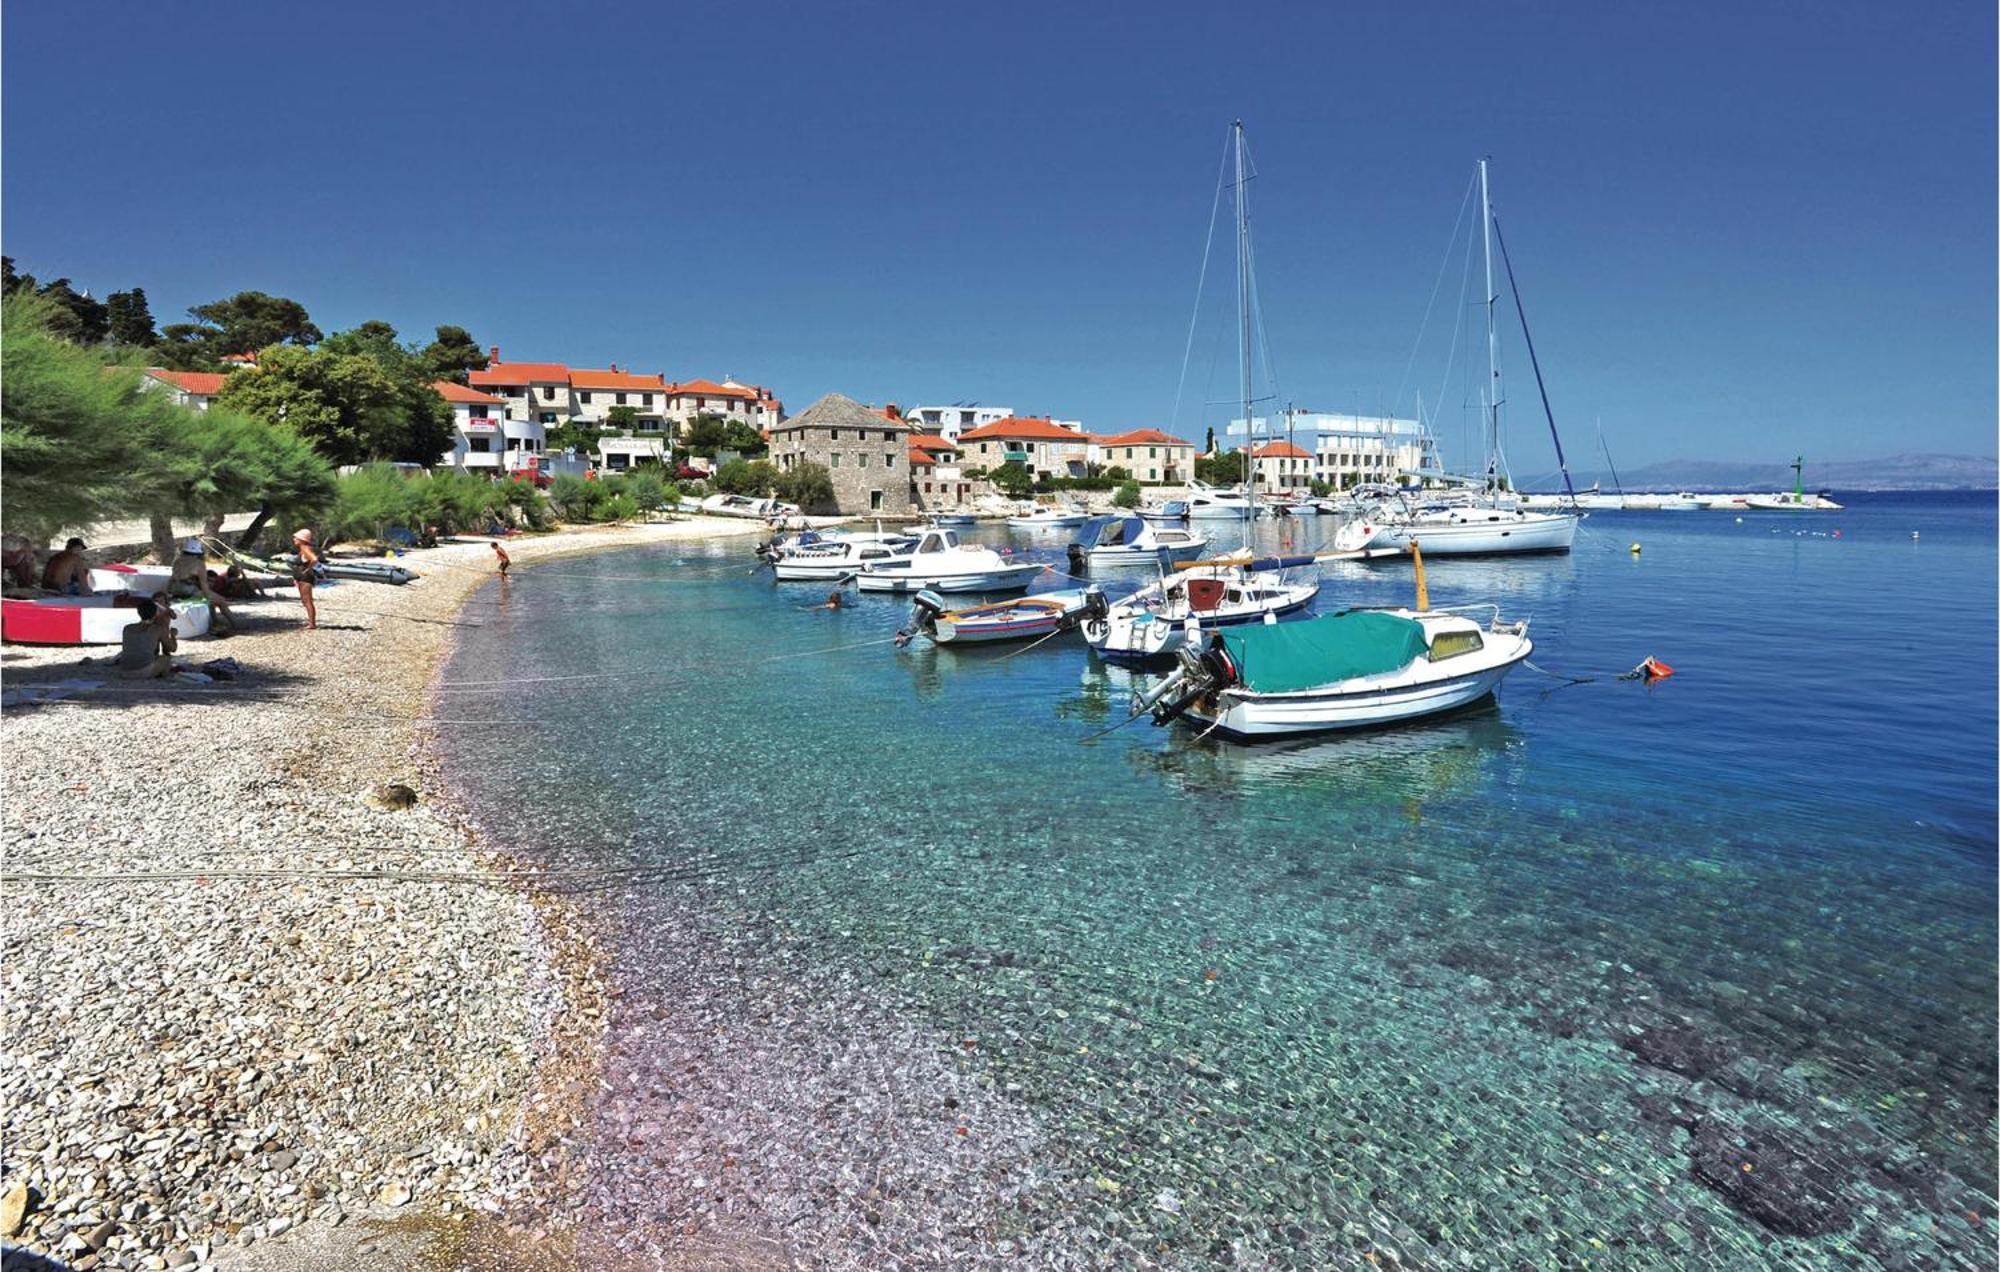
top-left (442, 492), bottom-right (1996, 1267)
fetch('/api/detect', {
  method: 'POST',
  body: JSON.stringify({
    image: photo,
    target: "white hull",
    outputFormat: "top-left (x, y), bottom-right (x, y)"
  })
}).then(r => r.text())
top-left (1191, 658), bottom-right (1521, 737)
top-left (857, 564), bottom-right (1045, 594)
top-left (1089, 542), bottom-right (1206, 565)
top-left (1341, 510), bottom-right (1577, 556)
top-left (1008, 514), bottom-right (1090, 529)
top-left (1187, 502), bottom-right (1256, 521)
top-left (1086, 575), bottom-right (1320, 662)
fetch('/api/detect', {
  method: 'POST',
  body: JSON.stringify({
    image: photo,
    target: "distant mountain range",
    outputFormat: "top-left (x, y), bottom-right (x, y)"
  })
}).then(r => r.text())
top-left (1518, 453), bottom-right (1997, 493)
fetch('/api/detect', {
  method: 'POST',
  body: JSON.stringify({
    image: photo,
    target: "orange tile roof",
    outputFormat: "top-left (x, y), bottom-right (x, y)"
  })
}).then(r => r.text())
top-left (909, 433), bottom-right (956, 452)
top-left (470, 361), bottom-right (570, 386)
top-left (571, 368), bottom-right (668, 391)
top-left (958, 416), bottom-right (1087, 443)
top-left (1250, 440), bottom-right (1313, 459)
top-left (909, 448), bottom-right (939, 467)
top-left (221, 353), bottom-right (258, 365)
top-left (433, 380), bottom-right (505, 405)
top-left (1098, 428), bottom-right (1194, 448)
top-left (149, 369), bottom-right (229, 396)
top-left (669, 378), bottom-right (756, 400)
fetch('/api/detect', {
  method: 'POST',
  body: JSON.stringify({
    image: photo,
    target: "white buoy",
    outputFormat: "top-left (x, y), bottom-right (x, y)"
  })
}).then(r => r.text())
top-left (1912, 531), bottom-right (1920, 540)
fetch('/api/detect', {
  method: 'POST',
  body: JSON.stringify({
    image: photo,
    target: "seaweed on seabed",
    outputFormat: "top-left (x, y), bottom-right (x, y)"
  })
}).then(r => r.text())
top-left (1687, 1116), bottom-right (1856, 1238)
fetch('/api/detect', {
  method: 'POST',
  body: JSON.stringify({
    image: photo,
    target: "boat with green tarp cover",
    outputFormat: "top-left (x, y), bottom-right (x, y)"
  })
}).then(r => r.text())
top-left (1138, 605), bottom-right (1534, 739)
top-left (1215, 611), bottom-right (1430, 693)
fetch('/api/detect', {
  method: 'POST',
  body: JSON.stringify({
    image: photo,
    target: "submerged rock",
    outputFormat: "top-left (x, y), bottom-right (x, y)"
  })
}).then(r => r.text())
top-left (1619, 1020), bottom-right (1738, 1083)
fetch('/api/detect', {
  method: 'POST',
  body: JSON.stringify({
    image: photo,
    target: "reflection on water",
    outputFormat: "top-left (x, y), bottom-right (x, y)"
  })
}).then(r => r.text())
top-left (442, 495), bottom-right (1997, 1269)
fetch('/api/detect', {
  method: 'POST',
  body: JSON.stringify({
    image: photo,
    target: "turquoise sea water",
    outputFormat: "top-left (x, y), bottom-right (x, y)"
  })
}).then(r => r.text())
top-left (441, 493), bottom-right (1996, 1267)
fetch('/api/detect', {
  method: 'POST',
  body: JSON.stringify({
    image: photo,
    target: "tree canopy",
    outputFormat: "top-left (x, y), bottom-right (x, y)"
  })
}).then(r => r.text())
top-left (106, 289), bottom-right (158, 347)
top-left (216, 322), bottom-right (455, 467)
top-left (420, 325), bottom-right (489, 384)
top-left (157, 290), bottom-right (321, 369)
top-left (1, 292), bottom-right (334, 546)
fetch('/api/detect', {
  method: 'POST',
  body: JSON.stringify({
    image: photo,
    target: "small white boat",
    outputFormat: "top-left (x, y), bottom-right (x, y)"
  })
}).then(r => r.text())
top-left (1066, 517), bottom-right (1209, 570)
top-left (1656, 493), bottom-right (1703, 511)
top-left (1007, 502), bottom-right (1090, 529)
top-left (1744, 491), bottom-right (1842, 511)
top-left (926, 512), bottom-right (977, 527)
top-left (1139, 604), bottom-right (1532, 739)
top-left (1081, 558), bottom-right (1321, 663)
top-left (904, 589), bottom-right (1091, 645)
top-left (1184, 481), bottom-right (1257, 521)
top-left (1140, 500), bottom-right (1190, 522)
top-left (701, 493), bottom-right (802, 520)
top-left (855, 528), bottom-right (1046, 593)
top-left (768, 532), bottom-right (917, 581)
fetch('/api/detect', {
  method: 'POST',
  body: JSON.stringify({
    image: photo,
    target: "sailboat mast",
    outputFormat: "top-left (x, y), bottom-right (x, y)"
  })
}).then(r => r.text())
top-left (1479, 158), bottom-right (1501, 495)
top-left (1235, 120), bottom-right (1256, 513)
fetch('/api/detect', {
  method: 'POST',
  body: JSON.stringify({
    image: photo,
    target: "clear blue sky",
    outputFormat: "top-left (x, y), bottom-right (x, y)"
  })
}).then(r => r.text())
top-left (5, 1), bottom-right (1992, 468)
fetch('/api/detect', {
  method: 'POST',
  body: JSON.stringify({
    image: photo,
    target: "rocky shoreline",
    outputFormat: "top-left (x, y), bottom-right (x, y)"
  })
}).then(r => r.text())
top-left (0, 518), bottom-right (763, 1269)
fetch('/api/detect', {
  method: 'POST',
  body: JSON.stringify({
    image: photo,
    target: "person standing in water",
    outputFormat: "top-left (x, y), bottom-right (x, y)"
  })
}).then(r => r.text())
top-left (291, 528), bottom-right (320, 630)
top-left (492, 541), bottom-right (511, 578)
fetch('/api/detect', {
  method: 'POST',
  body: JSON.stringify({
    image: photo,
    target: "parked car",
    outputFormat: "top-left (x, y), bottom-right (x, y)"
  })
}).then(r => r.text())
top-left (509, 468), bottom-right (553, 489)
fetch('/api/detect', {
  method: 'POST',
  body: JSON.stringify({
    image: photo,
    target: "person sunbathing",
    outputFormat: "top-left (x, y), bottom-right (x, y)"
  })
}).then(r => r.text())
top-left (169, 539), bottom-right (235, 635)
top-left (114, 598), bottom-right (177, 678)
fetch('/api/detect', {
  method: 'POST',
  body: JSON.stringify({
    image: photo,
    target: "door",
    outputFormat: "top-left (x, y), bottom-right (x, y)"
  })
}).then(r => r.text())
top-left (870, 490), bottom-right (884, 511)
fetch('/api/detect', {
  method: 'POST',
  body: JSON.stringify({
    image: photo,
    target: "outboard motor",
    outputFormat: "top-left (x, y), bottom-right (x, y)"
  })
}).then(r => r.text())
top-left (907, 589), bottom-right (948, 631)
top-left (1066, 542), bottom-right (1089, 576)
top-left (1147, 636), bottom-right (1241, 727)
top-left (1077, 585), bottom-right (1110, 640)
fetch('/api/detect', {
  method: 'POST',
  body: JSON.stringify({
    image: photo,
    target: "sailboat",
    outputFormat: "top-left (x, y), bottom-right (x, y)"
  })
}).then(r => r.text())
top-left (1335, 160), bottom-right (1580, 557)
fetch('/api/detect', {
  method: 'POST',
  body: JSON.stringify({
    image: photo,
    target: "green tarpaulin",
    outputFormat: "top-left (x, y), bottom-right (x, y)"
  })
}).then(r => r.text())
top-left (1216, 611), bottom-right (1428, 693)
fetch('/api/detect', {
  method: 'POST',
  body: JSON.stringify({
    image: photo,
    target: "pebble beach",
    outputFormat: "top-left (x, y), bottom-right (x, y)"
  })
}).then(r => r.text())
top-left (0, 518), bottom-right (764, 1270)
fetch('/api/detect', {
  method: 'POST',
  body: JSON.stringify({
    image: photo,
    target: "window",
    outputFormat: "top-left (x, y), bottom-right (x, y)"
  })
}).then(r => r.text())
top-left (579, 391), bottom-right (593, 404)
top-left (541, 386), bottom-right (555, 400)
top-left (469, 436), bottom-right (491, 452)
top-left (1429, 630), bottom-right (1485, 661)
top-left (1149, 447), bottom-right (1158, 458)
top-left (1149, 469), bottom-right (1158, 481)
top-left (858, 454), bottom-right (868, 469)
top-left (883, 431), bottom-right (894, 442)
top-left (1125, 447), bottom-right (1134, 459)
top-left (830, 429), bottom-right (840, 441)
top-left (642, 393), bottom-right (653, 406)
top-left (540, 413), bottom-right (556, 424)
top-left (831, 453), bottom-right (841, 468)
top-left (885, 454), bottom-right (895, 468)
top-left (616, 392), bottom-right (627, 405)
top-left (870, 490), bottom-right (884, 511)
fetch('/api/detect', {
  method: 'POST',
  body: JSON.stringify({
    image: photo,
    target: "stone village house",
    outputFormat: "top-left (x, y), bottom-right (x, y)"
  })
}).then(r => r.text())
top-left (769, 393), bottom-right (912, 515)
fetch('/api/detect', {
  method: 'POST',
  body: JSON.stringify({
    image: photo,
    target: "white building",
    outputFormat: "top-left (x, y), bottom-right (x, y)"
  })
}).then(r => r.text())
top-left (1301, 413), bottom-right (1438, 488)
top-left (143, 369), bottom-right (230, 411)
top-left (470, 353), bottom-right (574, 428)
top-left (597, 436), bottom-right (667, 471)
top-left (1247, 440), bottom-right (1313, 491)
top-left (435, 380), bottom-right (545, 473)
top-left (956, 417), bottom-right (1093, 480)
top-left (663, 378), bottom-right (783, 432)
top-left (901, 404), bottom-right (1014, 445)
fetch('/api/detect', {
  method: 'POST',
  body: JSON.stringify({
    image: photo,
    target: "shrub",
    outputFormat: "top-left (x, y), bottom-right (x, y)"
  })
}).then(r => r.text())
top-left (771, 462), bottom-right (832, 510)
top-left (1113, 480), bottom-right (1141, 509)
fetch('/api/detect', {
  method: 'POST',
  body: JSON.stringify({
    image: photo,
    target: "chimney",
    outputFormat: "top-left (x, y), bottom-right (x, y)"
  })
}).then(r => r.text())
top-left (610, 362), bottom-right (619, 373)
top-left (489, 346), bottom-right (500, 364)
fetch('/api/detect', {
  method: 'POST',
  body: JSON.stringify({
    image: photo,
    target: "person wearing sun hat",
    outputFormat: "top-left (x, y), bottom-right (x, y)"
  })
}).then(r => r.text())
top-left (290, 528), bottom-right (320, 630)
top-left (168, 536), bottom-right (236, 635)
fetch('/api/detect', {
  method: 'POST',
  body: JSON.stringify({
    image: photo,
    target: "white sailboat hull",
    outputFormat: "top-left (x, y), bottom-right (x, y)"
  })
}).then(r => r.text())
top-left (1343, 511), bottom-right (1577, 556)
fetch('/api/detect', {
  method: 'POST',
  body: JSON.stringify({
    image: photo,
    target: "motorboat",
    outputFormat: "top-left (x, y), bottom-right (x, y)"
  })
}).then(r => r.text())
top-left (1332, 500), bottom-right (1577, 556)
top-left (1140, 500), bottom-right (1190, 522)
top-left (766, 531), bottom-right (917, 581)
top-left (1080, 557), bottom-right (1321, 663)
top-left (854, 528), bottom-right (1046, 593)
top-left (1656, 493), bottom-right (1703, 511)
top-left (701, 493), bottom-right (801, 520)
top-left (1184, 481), bottom-right (1257, 521)
top-left (903, 588), bottom-right (1092, 645)
top-left (1137, 604), bottom-right (1532, 739)
top-left (2, 594), bottom-right (211, 645)
top-left (1007, 501), bottom-right (1090, 530)
top-left (926, 512), bottom-right (977, 527)
top-left (1744, 491), bottom-right (1842, 511)
top-left (1065, 517), bottom-right (1209, 571)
